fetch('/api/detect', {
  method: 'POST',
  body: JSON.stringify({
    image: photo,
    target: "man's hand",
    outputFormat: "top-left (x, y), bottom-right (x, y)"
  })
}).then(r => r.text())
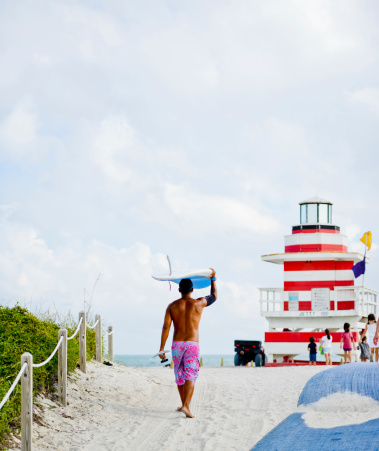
top-left (210, 268), bottom-right (216, 278)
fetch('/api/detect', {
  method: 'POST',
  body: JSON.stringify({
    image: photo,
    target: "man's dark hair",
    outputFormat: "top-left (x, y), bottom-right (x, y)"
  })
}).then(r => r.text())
top-left (179, 278), bottom-right (193, 294)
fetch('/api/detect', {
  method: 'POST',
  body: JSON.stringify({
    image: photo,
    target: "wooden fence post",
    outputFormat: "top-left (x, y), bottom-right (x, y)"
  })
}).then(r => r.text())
top-left (21, 352), bottom-right (33, 451)
top-left (95, 314), bottom-right (102, 363)
top-left (108, 326), bottom-right (113, 362)
top-left (58, 329), bottom-right (67, 406)
top-left (79, 311), bottom-right (86, 373)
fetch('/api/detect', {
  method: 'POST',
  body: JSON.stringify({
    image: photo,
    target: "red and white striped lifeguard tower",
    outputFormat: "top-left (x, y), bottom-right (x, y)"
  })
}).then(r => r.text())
top-left (259, 197), bottom-right (378, 363)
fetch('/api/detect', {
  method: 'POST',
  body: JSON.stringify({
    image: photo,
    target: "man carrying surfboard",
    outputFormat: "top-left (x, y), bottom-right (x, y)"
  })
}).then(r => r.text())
top-left (159, 268), bottom-right (217, 418)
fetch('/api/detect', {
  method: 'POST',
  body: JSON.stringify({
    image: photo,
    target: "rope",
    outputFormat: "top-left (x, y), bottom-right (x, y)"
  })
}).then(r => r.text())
top-left (102, 327), bottom-right (113, 335)
top-left (87, 319), bottom-right (99, 329)
top-left (33, 336), bottom-right (64, 368)
top-left (0, 362), bottom-right (28, 411)
top-left (67, 317), bottom-right (83, 341)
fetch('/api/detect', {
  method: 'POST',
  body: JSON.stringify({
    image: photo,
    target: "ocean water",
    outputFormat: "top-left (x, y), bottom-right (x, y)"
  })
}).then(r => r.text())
top-left (115, 354), bottom-right (235, 367)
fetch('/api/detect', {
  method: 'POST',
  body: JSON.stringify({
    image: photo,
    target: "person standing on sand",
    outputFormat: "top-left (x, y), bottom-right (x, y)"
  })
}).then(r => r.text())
top-left (357, 335), bottom-right (370, 362)
top-left (361, 314), bottom-right (379, 362)
top-left (158, 269), bottom-right (217, 418)
top-left (307, 336), bottom-right (317, 366)
top-left (340, 322), bottom-right (356, 364)
top-left (320, 329), bottom-right (332, 366)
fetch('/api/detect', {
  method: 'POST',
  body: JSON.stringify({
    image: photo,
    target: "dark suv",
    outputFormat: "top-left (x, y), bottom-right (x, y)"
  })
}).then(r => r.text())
top-left (234, 340), bottom-right (266, 367)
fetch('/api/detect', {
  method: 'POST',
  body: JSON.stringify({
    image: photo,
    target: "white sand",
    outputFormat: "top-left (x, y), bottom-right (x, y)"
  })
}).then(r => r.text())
top-left (10, 362), bottom-right (328, 451)
top-left (299, 392), bottom-right (379, 429)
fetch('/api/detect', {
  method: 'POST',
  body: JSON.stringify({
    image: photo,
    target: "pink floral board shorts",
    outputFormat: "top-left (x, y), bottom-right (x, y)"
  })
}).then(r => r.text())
top-left (171, 341), bottom-right (200, 386)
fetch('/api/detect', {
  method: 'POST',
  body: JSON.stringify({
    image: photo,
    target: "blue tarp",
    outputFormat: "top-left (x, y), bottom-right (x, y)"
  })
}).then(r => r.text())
top-left (299, 363), bottom-right (379, 405)
top-left (253, 413), bottom-right (379, 450)
top-left (252, 364), bottom-right (379, 451)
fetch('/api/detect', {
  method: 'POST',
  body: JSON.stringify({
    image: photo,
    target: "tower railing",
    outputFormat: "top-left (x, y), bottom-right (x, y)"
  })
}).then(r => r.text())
top-left (259, 286), bottom-right (378, 317)
top-left (259, 288), bottom-right (284, 313)
top-left (334, 286), bottom-right (378, 318)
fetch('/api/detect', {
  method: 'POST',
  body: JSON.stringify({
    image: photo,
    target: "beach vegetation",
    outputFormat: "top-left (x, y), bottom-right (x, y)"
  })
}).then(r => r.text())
top-left (0, 304), bottom-right (96, 448)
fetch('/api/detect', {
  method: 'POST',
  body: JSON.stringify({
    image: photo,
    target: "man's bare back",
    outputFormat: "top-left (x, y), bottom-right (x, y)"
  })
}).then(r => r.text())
top-left (170, 296), bottom-right (206, 342)
top-left (159, 269), bottom-right (217, 347)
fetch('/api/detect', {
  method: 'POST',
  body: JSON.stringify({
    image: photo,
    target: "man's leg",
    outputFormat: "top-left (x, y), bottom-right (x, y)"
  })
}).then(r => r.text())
top-left (172, 342), bottom-right (185, 409)
top-left (178, 342), bottom-right (199, 418)
top-left (176, 384), bottom-right (185, 410)
top-left (179, 380), bottom-right (195, 418)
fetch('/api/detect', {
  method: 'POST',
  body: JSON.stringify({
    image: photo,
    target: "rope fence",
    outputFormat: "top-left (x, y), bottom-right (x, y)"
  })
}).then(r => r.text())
top-left (0, 362), bottom-right (28, 411)
top-left (32, 336), bottom-right (64, 368)
top-left (67, 316), bottom-right (83, 341)
top-left (86, 319), bottom-right (99, 329)
top-left (0, 311), bottom-right (114, 451)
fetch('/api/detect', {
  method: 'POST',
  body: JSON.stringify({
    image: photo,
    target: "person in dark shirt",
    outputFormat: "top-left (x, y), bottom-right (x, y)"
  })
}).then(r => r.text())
top-left (308, 336), bottom-right (317, 366)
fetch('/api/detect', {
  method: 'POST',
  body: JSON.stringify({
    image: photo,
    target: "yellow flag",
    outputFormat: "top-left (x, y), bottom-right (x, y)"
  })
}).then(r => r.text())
top-left (360, 231), bottom-right (372, 250)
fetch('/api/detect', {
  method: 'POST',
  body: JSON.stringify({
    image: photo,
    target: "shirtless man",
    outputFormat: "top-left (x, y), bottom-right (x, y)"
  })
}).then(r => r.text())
top-left (159, 268), bottom-right (217, 418)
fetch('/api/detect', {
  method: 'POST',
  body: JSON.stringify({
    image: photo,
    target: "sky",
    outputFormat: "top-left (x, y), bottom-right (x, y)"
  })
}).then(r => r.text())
top-left (1, 0), bottom-right (379, 354)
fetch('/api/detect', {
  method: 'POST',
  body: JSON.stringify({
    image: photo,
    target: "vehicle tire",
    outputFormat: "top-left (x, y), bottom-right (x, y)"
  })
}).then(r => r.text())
top-left (255, 354), bottom-right (262, 367)
top-left (234, 353), bottom-right (241, 366)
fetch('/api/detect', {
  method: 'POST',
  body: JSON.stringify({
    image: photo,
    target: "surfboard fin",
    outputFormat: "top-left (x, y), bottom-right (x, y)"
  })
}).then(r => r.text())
top-left (167, 255), bottom-right (172, 291)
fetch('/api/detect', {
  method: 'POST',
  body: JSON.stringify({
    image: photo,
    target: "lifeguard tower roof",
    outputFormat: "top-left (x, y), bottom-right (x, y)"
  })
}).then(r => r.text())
top-left (299, 196), bottom-right (332, 205)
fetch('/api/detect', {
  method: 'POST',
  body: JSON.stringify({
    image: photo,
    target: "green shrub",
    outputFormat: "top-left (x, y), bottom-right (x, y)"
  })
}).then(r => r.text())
top-left (0, 305), bottom-right (96, 446)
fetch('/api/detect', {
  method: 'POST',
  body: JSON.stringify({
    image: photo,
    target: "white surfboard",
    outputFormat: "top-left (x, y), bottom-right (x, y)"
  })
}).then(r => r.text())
top-left (153, 350), bottom-right (171, 357)
top-left (152, 268), bottom-right (213, 289)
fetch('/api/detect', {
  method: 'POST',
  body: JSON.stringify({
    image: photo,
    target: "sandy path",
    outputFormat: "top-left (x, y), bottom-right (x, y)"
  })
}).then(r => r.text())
top-left (23, 362), bottom-right (328, 451)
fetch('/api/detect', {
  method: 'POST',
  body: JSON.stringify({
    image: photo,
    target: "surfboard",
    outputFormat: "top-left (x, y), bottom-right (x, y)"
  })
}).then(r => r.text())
top-left (152, 268), bottom-right (213, 289)
top-left (153, 350), bottom-right (171, 357)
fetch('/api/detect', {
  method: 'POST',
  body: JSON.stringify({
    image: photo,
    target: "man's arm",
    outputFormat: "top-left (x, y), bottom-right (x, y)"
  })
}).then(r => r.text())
top-left (203, 268), bottom-right (217, 307)
top-left (159, 306), bottom-right (172, 357)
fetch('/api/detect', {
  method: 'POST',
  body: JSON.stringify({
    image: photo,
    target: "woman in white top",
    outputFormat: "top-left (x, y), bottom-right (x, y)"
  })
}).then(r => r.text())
top-left (361, 313), bottom-right (379, 362)
top-left (320, 329), bottom-right (333, 366)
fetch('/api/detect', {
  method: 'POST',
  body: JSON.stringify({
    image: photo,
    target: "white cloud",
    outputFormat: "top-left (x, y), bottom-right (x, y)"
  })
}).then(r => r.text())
top-left (164, 183), bottom-right (280, 236)
top-left (93, 117), bottom-right (135, 184)
top-left (344, 223), bottom-right (361, 241)
top-left (0, 99), bottom-right (38, 145)
top-left (348, 88), bottom-right (379, 115)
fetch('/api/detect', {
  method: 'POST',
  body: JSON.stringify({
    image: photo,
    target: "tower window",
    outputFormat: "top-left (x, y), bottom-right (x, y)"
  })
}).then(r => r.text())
top-left (307, 204), bottom-right (317, 223)
top-left (299, 202), bottom-right (332, 225)
top-left (319, 204), bottom-right (328, 223)
top-left (300, 204), bottom-right (307, 224)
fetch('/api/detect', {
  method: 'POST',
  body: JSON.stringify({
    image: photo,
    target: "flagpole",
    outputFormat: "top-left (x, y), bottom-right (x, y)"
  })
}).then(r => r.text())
top-left (361, 233), bottom-right (368, 308)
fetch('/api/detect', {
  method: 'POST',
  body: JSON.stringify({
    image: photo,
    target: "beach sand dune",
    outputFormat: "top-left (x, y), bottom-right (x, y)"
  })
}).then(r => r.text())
top-left (20, 362), bottom-right (327, 451)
